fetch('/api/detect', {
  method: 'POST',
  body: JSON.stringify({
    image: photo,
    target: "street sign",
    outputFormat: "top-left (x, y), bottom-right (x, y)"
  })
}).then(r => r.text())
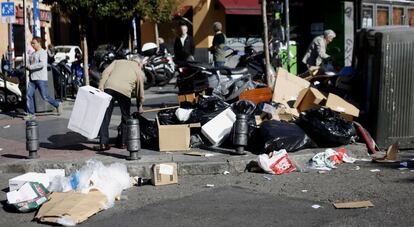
top-left (1, 1), bottom-right (14, 16)
top-left (1, 1), bottom-right (16, 24)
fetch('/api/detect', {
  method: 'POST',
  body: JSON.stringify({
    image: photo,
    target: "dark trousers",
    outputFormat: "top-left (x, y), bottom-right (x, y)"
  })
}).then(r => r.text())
top-left (99, 89), bottom-right (131, 145)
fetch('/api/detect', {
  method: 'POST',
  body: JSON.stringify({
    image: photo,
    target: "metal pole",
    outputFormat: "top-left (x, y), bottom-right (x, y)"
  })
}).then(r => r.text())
top-left (261, 0), bottom-right (273, 87)
top-left (23, 0), bottom-right (28, 107)
top-left (285, 0), bottom-right (291, 72)
top-left (7, 0), bottom-right (13, 68)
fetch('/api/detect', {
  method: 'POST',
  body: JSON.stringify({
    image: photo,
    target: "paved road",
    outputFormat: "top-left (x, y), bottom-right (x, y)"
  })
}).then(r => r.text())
top-left (1, 159), bottom-right (414, 226)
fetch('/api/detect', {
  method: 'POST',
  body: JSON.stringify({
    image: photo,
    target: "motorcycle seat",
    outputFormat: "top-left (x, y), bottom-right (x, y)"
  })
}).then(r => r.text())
top-left (219, 67), bottom-right (248, 75)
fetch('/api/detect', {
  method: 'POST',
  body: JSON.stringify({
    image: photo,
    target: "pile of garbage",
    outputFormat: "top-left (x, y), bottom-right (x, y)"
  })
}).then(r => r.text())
top-left (6, 160), bottom-right (133, 225)
top-left (136, 68), bottom-right (364, 158)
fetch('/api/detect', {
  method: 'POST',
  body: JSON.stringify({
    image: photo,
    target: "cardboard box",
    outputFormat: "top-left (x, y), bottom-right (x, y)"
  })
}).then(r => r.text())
top-left (178, 93), bottom-right (199, 104)
top-left (7, 182), bottom-right (49, 212)
top-left (68, 86), bottom-right (112, 139)
top-left (9, 172), bottom-right (51, 191)
top-left (325, 93), bottom-right (360, 119)
top-left (201, 108), bottom-right (236, 146)
top-left (294, 87), bottom-right (327, 112)
top-left (157, 118), bottom-right (200, 152)
top-left (151, 163), bottom-right (178, 186)
top-left (272, 68), bottom-right (310, 106)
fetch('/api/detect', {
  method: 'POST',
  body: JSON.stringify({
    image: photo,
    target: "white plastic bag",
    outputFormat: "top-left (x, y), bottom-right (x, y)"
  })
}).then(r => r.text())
top-left (175, 108), bottom-right (193, 122)
top-left (258, 150), bottom-right (296, 175)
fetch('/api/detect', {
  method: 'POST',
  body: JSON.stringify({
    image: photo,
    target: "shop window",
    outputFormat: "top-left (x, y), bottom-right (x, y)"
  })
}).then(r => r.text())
top-left (393, 7), bottom-right (405, 25)
top-left (377, 6), bottom-right (390, 26)
top-left (225, 15), bottom-right (262, 38)
top-left (362, 4), bottom-right (374, 28)
top-left (409, 8), bottom-right (414, 26)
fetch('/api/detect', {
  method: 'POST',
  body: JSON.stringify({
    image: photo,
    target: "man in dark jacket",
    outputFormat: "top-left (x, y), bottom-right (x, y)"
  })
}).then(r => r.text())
top-left (174, 23), bottom-right (195, 62)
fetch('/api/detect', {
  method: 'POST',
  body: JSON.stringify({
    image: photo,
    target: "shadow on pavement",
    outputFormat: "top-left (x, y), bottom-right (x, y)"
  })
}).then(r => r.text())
top-left (39, 132), bottom-right (90, 151)
top-left (1, 154), bottom-right (27, 159)
top-left (96, 151), bottom-right (128, 160)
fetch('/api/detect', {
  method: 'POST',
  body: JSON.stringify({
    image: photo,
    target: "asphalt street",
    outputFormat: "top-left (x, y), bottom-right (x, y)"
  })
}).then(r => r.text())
top-left (1, 160), bottom-right (414, 227)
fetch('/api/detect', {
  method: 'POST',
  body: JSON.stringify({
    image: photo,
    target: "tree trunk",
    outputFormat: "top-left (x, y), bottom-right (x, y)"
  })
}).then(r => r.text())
top-left (154, 22), bottom-right (160, 48)
top-left (261, 0), bottom-right (274, 88)
top-left (79, 21), bottom-right (90, 86)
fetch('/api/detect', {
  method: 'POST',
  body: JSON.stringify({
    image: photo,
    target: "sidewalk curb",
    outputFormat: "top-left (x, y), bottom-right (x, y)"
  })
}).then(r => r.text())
top-left (0, 144), bottom-right (370, 177)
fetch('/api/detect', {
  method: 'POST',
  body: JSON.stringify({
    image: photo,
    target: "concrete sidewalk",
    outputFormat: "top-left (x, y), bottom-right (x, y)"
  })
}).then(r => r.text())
top-left (0, 85), bottom-right (372, 177)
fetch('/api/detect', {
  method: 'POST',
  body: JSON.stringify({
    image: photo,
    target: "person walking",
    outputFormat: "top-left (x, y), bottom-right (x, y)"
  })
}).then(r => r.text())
top-left (209, 22), bottom-right (227, 68)
top-left (302, 29), bottom-right (336, 70)
top-left (174, 22), bottom-right (195, 63)
top-left (95, 56), bottom-right (145, 151)
top-left (25, 37), bottom-right (62, 120)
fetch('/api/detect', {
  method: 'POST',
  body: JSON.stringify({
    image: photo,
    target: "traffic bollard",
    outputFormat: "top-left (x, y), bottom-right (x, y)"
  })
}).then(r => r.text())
top-left (126, 118), bottom-right (140, 160)
top-left (26, 120), bottom-right (39, 159)
top-left (232, 114), bottom-right (248, 155)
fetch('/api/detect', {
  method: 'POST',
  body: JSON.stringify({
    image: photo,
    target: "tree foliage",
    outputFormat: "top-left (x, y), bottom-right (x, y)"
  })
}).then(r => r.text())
top-left (135, 0), bottom-right (178, 24)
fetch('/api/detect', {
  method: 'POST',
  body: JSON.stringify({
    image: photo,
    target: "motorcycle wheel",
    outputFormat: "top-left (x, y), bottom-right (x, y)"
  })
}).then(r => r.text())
top-left (144, 70), bottom-right (155, 90)
top-left (157, 69), bottom-right (173, 86)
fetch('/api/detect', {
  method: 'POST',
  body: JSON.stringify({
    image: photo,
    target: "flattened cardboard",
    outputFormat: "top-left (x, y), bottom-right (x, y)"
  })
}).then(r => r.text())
top-left (157, 118), bottom-right (201, 152)
top-left (272, 68), bottom-right (310, 107)
top-left (333, 201), bottom-right (374, 209)
top-left (36, 190), bottom-right (107, 225)
top-left (294, 88), bottom-right (327, 112)
top-left (178, 93), bottom-right (199, 105)
top-left (151, 163), bottom-right (178, 186)
top-left (325, 93), bottom-right (360, 117)
top-left (373, 143), bottom-right (399, 163)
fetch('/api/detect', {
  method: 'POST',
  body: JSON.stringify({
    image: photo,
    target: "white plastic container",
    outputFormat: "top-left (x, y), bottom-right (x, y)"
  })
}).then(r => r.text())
top-left (68, 86), bottom-right (112, 139)
top-left (201, 108), bottom-right (236, 146)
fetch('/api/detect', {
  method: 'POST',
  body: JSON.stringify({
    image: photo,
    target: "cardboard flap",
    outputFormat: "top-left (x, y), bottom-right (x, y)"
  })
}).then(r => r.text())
top-left (272, 68), bottom-right (310, 106)
top-left (36, 191), bottom-right (107, 224)
top-left (325, 93), bottom-right (360, 117)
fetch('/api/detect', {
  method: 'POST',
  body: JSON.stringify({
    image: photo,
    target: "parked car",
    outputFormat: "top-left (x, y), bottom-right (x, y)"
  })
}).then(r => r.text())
top-left (54, 45), bottom-right (82, 64)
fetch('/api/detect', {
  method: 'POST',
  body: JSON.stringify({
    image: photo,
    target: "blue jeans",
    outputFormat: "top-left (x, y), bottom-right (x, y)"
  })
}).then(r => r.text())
top-left (26, 80), bottom-right (59, 114)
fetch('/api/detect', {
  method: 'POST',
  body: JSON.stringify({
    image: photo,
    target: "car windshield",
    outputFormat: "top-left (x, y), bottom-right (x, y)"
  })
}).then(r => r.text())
top-left (55, 47), bottom-right (71, 53)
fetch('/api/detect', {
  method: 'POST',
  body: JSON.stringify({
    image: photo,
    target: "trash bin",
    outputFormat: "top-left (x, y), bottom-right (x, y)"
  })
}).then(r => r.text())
top-left (356, 27), bottom-right (414, 148)
top-left (34, 65), bottom-right (56, 113)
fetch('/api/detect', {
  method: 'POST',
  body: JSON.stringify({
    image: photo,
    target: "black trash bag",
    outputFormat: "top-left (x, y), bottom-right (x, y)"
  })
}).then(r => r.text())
top-left (186, 96), bottom-right (229, 125)
top-left (131, 113), bottom-right (158, 144)
top-left (157, 108), bottom-right (180, 125)
top-left (297, 108), bottom-right (357, 146)
top-left (260, 120), bottom-right (317, 153)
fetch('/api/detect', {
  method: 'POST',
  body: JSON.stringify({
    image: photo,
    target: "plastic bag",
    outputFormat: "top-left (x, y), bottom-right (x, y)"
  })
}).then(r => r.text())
top-left (260, 120), bottom-right (316, 153)
top-left (297, 108), bottom-right (357, 146)
top-left (132, 113), bottom-right (158, 143)
top-left (213, 74), bottom-right (250, 101)
top-left (157, 108), bottom-right (180, 125)
top-left (187, 96), bottom-right (229, 125)
top-left (258, 149), bottom-right (296, 175)
top-left (175, 108), bottom-right (194, 122)
top-left (310, 148), bottom-right (356, 170)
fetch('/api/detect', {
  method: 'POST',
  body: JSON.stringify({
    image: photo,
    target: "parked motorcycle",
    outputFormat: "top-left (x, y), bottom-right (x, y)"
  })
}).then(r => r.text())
top-left (141, 42), bottom-right (176, 90)
top-left (0, 65), bottom-right (25, 111)
top-left (176, 61), bottom-right (251, 102)
top-left (225, 45), bottom-right (266, 83)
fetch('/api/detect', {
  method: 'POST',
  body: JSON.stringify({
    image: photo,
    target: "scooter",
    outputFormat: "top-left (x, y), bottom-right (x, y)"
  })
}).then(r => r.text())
top-left (141, 42), bottom-right (176, 90)
top-left (0, 65), bottom-right (25, 111)
top-left (225, 45), bottom-right (266, 83)
top-left (176, 61), bottom-right (251, 102)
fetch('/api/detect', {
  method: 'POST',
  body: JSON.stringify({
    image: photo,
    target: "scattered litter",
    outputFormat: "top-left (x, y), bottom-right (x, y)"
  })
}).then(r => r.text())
top-left (185, 151), bottom-right (215, 157)
top-left (410, 170), bottom-right (414, 172)
top-left (370, 169), bottom-right (381, 172)
top-left (358, 158), bottom-right (372, 162)
top-left (3, 125), bottom-right (10, 129)
top-left (312, 204), bottom-right (321, 209)
top-left (372, 143), bottom-right (399, 163)
top-left (333, 201), bottom-right (374, 209)
top-left (7, 182), bottom-right (49, 212)
top-left (263, 176), bottom-right (272, 181)
top-left (223, 171), bottom-right (230, 175)
top-left (318, 171), bottom-right (327, 174)
top-left (301, 190), bottom-right (308, 193)
top-left (151, 163), bottom-right (178, 186)
top-left (411, 158), bottom-right (414, 161)
top-left (354, 166), bottom-right (360, 171)
top-left (206, 184), bottom-right (215, 188)
top-left (258, 149), bottom-right (296, 175)
top-left (398, 168), bottom-right (409, 171)
top-left (0, 148), bottom-right (3, 151)
top-left (400, 162), bottom-right (408, 167)
top-left (310, 148), bottom-right (355, 171)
